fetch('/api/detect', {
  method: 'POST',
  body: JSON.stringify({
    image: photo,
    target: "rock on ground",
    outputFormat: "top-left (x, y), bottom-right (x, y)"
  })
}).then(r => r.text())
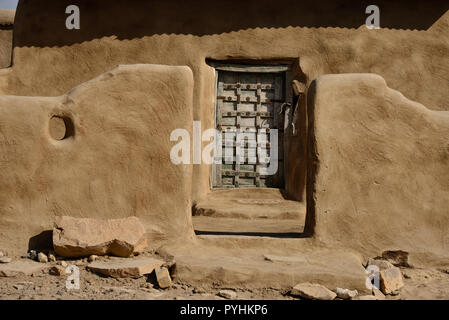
top-left (53, 216), bottom-right (147, 258)
top-left (291, 283), bottom-right (337, 300)
top-left (87, 257), bottom-right (164, 278)
top-left (218, 290), bottom-right (237, 299)
top-left (0, 257), bottom-right (12, 264)
top-left (49, 265), bottom-right (66, 276)
top-left (58, 261), bottom-right (68, 267)
top-left (37, 252), bottom-right (48, 263)
top-left (0, 260), bottom-right (47, 277)
top-left (48, 254), bottom-right (56, 262)
top-left (380, 267), bottom-right (404, 295)
top-left (366, 258), bottom-right (395, 270)
top-left (381, 250), bottom-right (410, 268)
top-left (155, 267), bottom-right (172, 289)
top-left (334, 287), bottom-right (358, 299)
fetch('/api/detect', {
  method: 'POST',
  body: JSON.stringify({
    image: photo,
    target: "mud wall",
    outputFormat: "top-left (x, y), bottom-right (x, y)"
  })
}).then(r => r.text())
top-left (0, 64), bottom-right (195, 254)
top-left (0, 28), bottom-right (12, 68)
top-left (306, 73), bottom-right (449, 261)
top-left (0, 0), bottom-right (447, 202)
top-left (0, 9), bottom-right (14, 69)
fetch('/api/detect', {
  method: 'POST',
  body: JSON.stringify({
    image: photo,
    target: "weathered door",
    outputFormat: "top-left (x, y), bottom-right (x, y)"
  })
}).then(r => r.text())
top-left (212, 65), bottom-right (287, 188)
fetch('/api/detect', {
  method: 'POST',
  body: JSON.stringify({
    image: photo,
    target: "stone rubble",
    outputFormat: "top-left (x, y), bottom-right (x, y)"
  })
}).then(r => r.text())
top-left (0, 260), bottom-right (47, 277)
top-left (366, 257), bottom-right (404, 295)
top-left (87, 257), bottom-right (165, 278)
top-left (193, 287), bottom-right (206, 294)
top-left (333, 287), bottom-right (358, 299)
top-left (291, 283), bottom-right (337, 300)
top-left (155, 266), bottom-right (172, 289)
top-left (0, 218), bottom-right (420, 300)
top-left (380, 267), bottom-right (404, 295)
top-left (0, 257), bottom-right (12, 264)
top-left (381, 250), bottom-right (410, 268)
top-left (37, 252), bottom-right (48, 263)
top-left (49, 265), bottom-right (66, 276)
top-left (366, 258), bottom-right (395, 270)
top-left (58, 261), bottom-right (68, 267)
top-left (53, 216), bottom-right (147, 258)
top-left (218, 289), bottom-right (237, 299)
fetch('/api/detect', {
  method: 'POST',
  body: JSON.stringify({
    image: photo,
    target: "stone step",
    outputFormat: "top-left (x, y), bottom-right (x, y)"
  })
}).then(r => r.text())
top-left (193, 188), bottom-right (306, 220)
top-left (193, 216), bottom-right (304, 236)
top-left (165, 243), bottom-right (369, 294)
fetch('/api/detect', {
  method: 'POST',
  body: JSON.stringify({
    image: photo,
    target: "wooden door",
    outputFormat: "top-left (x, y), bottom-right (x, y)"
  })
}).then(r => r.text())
top-left (212, 66), bottom-right (287, 188)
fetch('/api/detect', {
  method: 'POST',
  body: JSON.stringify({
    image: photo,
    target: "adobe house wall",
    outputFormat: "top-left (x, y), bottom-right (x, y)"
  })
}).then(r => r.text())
top-left (0, 0), bottom-right (447, 203)
top-left (0, 9), bottom-right (14, 69)
top-left (0, 28), bottom-right (12, 68)
top-left (0, 1), bottom-right (448, 258)
top-left (0, 65), bottom-right (195, 254)
top-left (306, 73), bottom-right (449, 260)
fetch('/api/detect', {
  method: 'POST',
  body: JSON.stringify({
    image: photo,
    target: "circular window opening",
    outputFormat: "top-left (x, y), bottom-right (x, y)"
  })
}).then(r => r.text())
top-left (49, 116), bottom-right (74, 140)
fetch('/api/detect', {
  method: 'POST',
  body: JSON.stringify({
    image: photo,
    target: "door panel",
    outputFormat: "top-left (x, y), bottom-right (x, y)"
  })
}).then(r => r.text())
top-left (212, 69), bottom-right (286, 189)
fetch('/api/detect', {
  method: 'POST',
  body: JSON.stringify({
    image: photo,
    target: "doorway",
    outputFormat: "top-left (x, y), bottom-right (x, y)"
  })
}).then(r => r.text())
top-left (192, 61), bottom-right (306, 238)
top-left (211, 63), bottom-right (290, 189)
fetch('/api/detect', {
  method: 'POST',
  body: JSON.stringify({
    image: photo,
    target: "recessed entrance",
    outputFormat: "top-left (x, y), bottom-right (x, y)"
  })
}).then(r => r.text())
top-left (192, 188), bottom-right (306, 237)
top-left (192, 60), bottom-right (307, 238)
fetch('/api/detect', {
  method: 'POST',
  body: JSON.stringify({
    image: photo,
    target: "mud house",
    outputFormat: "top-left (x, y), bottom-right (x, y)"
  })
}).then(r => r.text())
top-left (0, 0), bottom-right (448, 290)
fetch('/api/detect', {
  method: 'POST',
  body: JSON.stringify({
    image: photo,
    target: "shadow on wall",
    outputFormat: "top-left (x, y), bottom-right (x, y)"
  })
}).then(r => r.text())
top-left (14, 0), bottom-right (449, 47)
top-left (28, 230), bottom-right (53, 252)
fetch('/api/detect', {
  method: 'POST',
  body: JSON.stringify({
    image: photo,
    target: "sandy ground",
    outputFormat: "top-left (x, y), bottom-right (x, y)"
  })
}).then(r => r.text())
top-left (0, 258), bottom-right (290, 300)
top-left (1, 254), bottom-right (449, 300)
top-left (2, 190), bottom-right (448, 300)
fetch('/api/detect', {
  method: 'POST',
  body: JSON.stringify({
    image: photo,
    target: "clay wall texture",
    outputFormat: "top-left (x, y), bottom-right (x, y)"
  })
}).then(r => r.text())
top-left (0, 1), bottom-right (447, 258)
top-left (0, 9), bottom-right (14, 69)
top-left (0, 65), bottom-right (194, 254)
top-left (0, 0), bottom-right (447, 201)
top-left (306, 74), bottom-right (449, 261)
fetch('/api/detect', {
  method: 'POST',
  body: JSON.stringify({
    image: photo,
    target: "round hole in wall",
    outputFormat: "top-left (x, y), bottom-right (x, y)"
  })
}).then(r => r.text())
top-left (49, 116), bottom-right (74, 141)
